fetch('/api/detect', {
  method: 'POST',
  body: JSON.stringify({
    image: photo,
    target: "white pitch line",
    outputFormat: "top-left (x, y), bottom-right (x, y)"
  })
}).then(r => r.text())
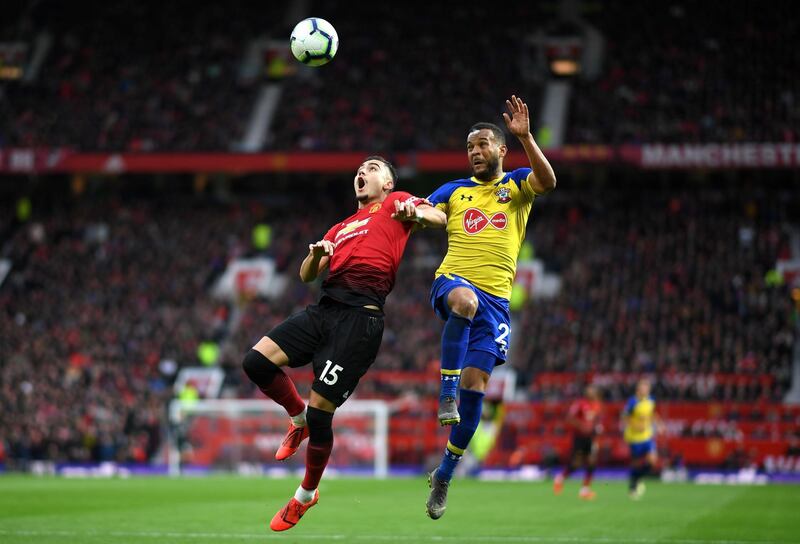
top-left (0, 530), bottom-right (791, 544)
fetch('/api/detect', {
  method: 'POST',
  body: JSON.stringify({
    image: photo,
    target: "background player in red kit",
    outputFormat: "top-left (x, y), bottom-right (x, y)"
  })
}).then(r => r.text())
top-left (553, 385), bottom-right (603, 500)
top-left (241, 156), bottom-right (446, 531)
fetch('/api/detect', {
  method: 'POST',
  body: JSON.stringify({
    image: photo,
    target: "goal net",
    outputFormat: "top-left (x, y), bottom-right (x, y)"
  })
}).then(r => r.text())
top-left (167, 399), bottom-right (389, 478)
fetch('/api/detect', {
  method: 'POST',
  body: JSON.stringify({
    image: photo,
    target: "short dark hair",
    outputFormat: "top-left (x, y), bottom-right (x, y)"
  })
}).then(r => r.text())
top-left (363, 155), bottom-right (398, 188)
top-left (468, 122), bottom-right (506, 145)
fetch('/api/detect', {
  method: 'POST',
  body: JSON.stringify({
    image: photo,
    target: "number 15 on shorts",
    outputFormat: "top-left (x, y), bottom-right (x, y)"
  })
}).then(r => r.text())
top-left (320, 360), bottom-right (344, 385)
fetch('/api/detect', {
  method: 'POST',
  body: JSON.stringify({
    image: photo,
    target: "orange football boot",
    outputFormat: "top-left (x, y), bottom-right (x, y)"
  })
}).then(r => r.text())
top-left (270, 490), bottom-right (319, 532)
top-left (275, 424), bottom-right (309, 461)
top-left (553, 474), bottom-right (564, 495)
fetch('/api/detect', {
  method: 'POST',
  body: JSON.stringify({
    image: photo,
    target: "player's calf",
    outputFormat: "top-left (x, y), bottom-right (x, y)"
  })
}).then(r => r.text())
top-left (300, 406), bottom-right (334, 491)
top-left (242, 349), bottom-right (305, 417)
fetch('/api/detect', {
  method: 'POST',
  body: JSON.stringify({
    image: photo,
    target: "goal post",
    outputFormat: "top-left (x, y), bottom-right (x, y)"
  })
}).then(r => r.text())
top-left (167, 399), bottom-right (389, 478)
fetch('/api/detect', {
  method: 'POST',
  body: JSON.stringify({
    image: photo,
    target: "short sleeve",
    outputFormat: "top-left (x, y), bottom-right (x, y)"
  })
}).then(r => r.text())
top-left (323, 223), bottom-right (339, 243)
top-left (426, 184), bottom-right (452, 207)
top-left (392, 191), bottom-right (429, 208)
top-left (568, 401), bottom-right (581, 418)
top-left (509, 167), bottom-right (536, 201)
top-left (427, 185), bottom-right (453, 214)
top-left (624, 397), bottom-right (636, 415)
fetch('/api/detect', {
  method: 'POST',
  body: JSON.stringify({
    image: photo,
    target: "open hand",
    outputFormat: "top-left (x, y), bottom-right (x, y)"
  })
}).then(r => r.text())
top-left (502, 95), bottom-right (530, 139)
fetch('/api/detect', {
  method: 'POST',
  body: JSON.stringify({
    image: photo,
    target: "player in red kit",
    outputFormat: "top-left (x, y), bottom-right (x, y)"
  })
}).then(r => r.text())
top-left (553, 385), bottom-right (603, 500)
top-left (240, 156), bottom-right (446, 532)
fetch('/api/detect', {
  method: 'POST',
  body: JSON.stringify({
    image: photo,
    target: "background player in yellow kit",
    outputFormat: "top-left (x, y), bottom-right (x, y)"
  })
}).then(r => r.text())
top-left (420, 96), bottom-right (556, 519)
top-left (623, 378), bottom-right (663, 499)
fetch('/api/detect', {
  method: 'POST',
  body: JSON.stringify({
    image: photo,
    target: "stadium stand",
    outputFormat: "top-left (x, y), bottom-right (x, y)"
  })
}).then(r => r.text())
top-left (1, 173), bottom-right (797, 467)
top-left (1, 1), bottom-right (265, 150)
top-left (1, 1), bottom-right (798, 470)
top-left (566, 1), bottom-right (800, 144)
top-left (2, 2), bottom-right (796, 150)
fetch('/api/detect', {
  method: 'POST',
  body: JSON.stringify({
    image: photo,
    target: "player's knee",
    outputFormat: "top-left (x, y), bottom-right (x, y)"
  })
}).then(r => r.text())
top-left (306, 406), bottom-right (334, 444)
top-left (460, 367), bottom-right (490, 391)
top-left (448, 289), bottom-right (478, 319)
top-left (241, 349), bottom-right (280, 387)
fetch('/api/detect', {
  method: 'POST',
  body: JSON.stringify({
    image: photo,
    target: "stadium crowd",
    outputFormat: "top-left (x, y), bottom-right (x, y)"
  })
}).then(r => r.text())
top-left (0, 196), bottom-right (251, 465)
top-left (1, 1), bottom-right (796, 150)
top-left (567, 2), bottom-right (799, 144)
top-left (520, 181), bottom-right (797, 402)
top-left (1, 1), bottom-right (263, 151)
top-left (2, 174), bottom-right (796, 464)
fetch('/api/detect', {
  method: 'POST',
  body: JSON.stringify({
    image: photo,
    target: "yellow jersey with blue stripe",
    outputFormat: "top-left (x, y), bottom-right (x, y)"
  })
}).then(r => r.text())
top-left (427, 168), bottom-right (536, 300)
top-left (623, 395), bottom-right (655, 444)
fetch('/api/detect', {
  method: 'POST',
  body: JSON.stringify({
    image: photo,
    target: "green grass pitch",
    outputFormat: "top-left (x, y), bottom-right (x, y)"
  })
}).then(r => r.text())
top-left (1, 475), bottom-right (798, 543)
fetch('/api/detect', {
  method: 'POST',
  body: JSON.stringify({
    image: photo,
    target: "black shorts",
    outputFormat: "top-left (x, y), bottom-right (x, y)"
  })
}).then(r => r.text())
top-left (571, 435), bottom-right (596, 458)
top-left (267, 299), bottom-right (384, 407)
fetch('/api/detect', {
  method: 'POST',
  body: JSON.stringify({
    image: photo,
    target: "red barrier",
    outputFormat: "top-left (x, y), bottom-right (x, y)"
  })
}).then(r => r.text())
top-left (178, 396), bottom-right (797, 468)
top-left (2, 144), bottom-right (799, 174)
top-left (388, 400), bottom-right (799, 468)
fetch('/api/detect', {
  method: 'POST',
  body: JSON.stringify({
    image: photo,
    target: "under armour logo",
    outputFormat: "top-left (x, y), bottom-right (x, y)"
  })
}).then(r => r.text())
top-left (460, 194), bottom-right (473, 201)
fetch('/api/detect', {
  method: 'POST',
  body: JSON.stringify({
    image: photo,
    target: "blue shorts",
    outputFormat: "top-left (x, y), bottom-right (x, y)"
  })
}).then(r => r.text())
top-left (628, 439), bottom-right (655, 459)
top-left (430, 273), bottom-right (511, 374)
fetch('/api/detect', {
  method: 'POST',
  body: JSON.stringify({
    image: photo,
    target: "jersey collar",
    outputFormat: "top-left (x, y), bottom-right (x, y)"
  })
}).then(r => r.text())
top-left (470, 172), bottom-right (506, 185)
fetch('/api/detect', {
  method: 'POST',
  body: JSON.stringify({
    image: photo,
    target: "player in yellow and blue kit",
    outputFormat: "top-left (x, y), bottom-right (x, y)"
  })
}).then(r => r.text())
top-left (409, 96), bottom-right (556, 519)
top-left (623, 378), bottom-right (662, 499)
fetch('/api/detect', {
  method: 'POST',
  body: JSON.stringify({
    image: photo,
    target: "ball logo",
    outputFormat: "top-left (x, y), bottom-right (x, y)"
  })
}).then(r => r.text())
top-left (463, 208), bottom-right (508, 235)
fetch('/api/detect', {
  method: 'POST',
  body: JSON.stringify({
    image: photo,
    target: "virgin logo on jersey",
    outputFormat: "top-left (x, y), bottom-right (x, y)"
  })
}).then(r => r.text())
top-left (463, 208), bottom-right (508, 235)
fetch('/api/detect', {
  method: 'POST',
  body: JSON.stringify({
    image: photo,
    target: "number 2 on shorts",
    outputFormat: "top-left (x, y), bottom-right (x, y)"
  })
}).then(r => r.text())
top-left (320, 359), bottom-right (344, 385)
top-left (495, 323), bottom-right (510, 352)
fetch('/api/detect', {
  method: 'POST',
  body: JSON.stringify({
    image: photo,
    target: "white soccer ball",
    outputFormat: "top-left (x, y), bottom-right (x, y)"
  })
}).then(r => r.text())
top-left (290, 17), bottom-right (339, 67)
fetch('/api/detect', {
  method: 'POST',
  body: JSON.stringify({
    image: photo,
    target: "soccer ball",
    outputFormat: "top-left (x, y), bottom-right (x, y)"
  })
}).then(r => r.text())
top-left (290, 18), bottom-right (338, 67)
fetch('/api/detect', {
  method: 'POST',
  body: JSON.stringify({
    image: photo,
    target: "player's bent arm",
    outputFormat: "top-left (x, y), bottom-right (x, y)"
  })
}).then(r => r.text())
top-left (299, 241), bottom-right (333, 282)
top-left (299, 254), bottom-right (329, 282)
top-left (415, 204), bottom-right (447, 229)
top-left (518, 132), bottom-right (557, 195)
top-left (392, 201), bottom-right (447, 229)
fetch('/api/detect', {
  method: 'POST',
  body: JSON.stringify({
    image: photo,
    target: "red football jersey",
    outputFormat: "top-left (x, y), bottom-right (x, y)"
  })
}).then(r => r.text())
top-left (568, 398), bottom-right (602, 438)
top-left (321, 191), bottom-right (426, 308)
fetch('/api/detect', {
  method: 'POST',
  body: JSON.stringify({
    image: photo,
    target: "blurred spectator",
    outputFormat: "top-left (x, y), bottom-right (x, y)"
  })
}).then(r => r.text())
top-left (2, 2), bottom-right (795, 150)
top-left (1, 172), bottom-right (797, 464)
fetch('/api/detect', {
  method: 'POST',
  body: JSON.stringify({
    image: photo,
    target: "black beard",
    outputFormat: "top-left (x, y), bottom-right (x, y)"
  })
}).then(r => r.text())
top-left (473, 156), bottom-right (500, 181)
top-left (356, 193), bottom-right (369, 202)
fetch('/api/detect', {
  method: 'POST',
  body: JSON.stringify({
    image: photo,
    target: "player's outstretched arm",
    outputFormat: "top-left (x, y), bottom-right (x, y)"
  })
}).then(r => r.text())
top-left (299, 240), bottom-right (333, 282)
top-left (391, 200), bottom-right (447, 229)
top-left (502, 95), bottom-right (557, 195)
